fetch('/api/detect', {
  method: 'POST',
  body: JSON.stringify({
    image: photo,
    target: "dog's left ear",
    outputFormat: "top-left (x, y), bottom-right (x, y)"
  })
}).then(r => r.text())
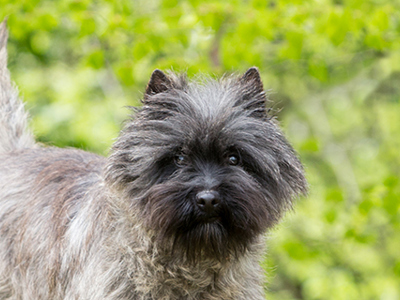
top-left (145, 69), bottom-right (172, 96)
top-left (240, 67), bottom-right (264, 93)
top-left (238, 67), bottom-right (267, 118)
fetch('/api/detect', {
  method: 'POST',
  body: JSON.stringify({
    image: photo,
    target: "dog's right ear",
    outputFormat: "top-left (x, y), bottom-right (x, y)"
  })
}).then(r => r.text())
top-left (145, 69), bottom-right (172, 97)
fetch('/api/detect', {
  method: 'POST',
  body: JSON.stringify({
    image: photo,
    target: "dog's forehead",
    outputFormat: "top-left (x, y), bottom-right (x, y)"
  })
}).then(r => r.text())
top-left (185, 79), bottom-right (240, 118)
top-left (176, 96), bottom-right (257, 153)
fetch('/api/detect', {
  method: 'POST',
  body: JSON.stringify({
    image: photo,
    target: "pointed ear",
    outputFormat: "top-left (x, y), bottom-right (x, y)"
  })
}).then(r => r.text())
top-left (145, 69), bottom-right (172, 96)
top-left (238, 67), bottom-right (268, 119)
top-left (240, 67), bottom-right (264, 93)
top-left (0, 19), bottom-right (8, 51)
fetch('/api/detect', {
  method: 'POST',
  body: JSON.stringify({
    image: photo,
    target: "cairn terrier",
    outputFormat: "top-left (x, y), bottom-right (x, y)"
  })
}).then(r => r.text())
top-left (0, 21), bottom-right (307, 299)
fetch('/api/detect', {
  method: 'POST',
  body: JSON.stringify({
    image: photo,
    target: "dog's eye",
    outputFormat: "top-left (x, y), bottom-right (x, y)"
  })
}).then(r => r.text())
top-left (175, 154), bottom-right (185, 166)
top-left (228, 155), bottom-right (240, 166)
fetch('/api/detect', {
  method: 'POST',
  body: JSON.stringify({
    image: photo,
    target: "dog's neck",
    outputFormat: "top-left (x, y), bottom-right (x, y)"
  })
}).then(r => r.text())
top-left (101, 196), bottom-right (267, 299)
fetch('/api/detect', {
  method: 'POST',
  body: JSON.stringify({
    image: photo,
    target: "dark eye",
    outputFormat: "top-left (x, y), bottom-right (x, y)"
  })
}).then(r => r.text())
top-left (228, 155), bottom-right (240, 166)
top-left (175, 154), bottom-right (185, 166)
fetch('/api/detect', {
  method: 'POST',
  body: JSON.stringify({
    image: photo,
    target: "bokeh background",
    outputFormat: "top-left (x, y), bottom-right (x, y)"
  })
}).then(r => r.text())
top-left (1, 1), bottom-right (400, 299)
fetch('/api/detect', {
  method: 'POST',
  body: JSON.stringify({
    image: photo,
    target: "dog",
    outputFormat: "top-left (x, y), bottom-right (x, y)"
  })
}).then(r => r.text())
top-left (0, 20), bottom-right (307, 299)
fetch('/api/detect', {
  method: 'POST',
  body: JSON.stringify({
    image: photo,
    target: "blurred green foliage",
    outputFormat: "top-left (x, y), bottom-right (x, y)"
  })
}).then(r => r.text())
top-left (2, 0), bottom-right (400, 299)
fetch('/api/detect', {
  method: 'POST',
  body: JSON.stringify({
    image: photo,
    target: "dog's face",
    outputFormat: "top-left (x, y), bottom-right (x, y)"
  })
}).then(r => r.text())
top-left (106, 68), bottom-right (307, 262)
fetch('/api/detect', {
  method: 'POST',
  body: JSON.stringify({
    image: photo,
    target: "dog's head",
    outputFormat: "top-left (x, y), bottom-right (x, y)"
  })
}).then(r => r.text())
top-left (106, 68), bottom-right (307, 262)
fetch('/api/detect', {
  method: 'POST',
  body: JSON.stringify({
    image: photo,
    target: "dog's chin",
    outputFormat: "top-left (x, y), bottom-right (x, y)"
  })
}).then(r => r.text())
top-left (172, 223), bottom-right (229, 263)
top-left (153, 216), bottom-right (253, 265)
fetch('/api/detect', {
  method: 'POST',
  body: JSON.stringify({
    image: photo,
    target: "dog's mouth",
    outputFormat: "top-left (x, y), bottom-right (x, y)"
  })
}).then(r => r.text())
top-left (202, 215), bottom-right (221, 223)
top-left (198, 210), bottom-right (222, 223)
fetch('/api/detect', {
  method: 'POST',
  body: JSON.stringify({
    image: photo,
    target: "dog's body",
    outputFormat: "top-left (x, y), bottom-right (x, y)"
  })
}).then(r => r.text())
top-left (0, 21), bottom-right (307, 300)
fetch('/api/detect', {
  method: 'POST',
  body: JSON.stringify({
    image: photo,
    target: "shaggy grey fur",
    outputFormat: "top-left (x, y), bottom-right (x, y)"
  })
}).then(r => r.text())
top-left (0, 20), bottom-right (36, 153)
top-left (0, 20), bottom-right (307, 300)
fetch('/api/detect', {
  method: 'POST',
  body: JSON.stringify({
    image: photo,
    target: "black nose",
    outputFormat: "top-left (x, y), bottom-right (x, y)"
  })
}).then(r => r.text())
top-left (196, 191), bottom-right (220, 213)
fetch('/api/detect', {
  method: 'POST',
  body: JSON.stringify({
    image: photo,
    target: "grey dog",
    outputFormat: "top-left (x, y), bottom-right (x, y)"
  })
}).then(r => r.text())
top-left (0, 21), bottom-right (307, 299)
